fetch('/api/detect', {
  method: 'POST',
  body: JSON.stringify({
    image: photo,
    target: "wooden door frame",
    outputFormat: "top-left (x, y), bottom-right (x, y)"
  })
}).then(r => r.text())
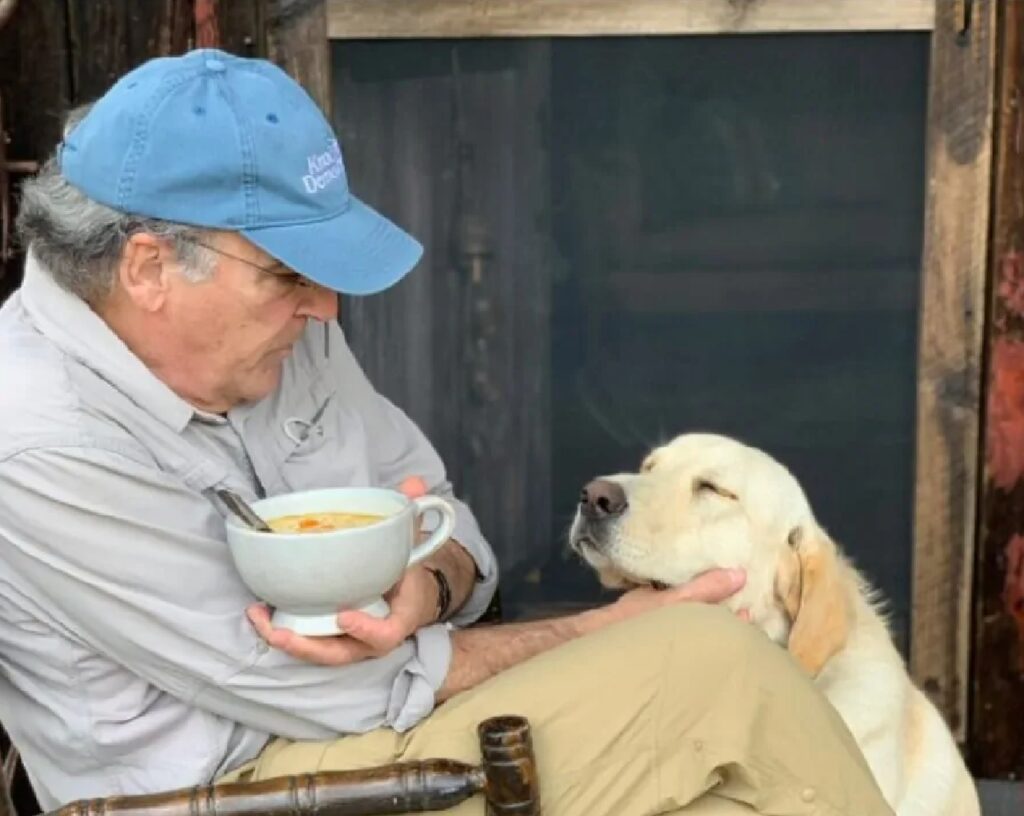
top-left (911, 0), bottom-right (996, 746)
top-left (324, 0), bottom-right (996, 745)
top-left (326, 0), bottom-right (935, 37)
top-left (970, 0), bottom-right (1024, 778)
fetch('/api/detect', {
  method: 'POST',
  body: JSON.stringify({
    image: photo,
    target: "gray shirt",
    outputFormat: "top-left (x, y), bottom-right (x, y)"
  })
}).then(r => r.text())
top-left (0, 254), bottom-right (498, 808)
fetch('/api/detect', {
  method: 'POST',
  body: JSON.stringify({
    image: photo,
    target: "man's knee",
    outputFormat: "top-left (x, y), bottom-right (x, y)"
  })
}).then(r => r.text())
top-left (580, 602), bottom-right (775, 701)
top-left (617, 602), bottom-right (767, 665)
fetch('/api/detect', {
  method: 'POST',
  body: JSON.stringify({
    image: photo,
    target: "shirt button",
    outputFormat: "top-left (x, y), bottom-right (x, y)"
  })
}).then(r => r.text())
top-left (693, 739), bottom-right (704, 752)
top-left (801, 787), bottom-right (816, 803)
top-left (205, 57), bottom-right (226, 72)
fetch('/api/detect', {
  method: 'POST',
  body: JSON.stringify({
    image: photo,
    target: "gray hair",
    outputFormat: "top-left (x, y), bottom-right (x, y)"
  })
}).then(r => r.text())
top-left (15, 103), bottom-right (217, 304)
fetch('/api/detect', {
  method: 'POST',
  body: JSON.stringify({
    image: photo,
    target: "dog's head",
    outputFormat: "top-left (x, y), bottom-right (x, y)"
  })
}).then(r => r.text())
top-left (570, 432), bottom-right (851, 675)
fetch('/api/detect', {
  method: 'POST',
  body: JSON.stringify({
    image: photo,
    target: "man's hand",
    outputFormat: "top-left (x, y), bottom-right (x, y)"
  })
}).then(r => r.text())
top-left (577, 569), bottom-right (749, 636)
top-left (247, 475), bottom-right (463, 667)
top-left (246, 562), bottom-right (438, 665)
top-left (437, 567), bottom-right (747, 701)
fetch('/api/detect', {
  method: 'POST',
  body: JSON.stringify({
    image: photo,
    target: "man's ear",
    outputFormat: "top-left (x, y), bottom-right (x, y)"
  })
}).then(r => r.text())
top-left (116, 233), bottom-right (177, 312)
top-left (774, 525), bottom-right (850, 676)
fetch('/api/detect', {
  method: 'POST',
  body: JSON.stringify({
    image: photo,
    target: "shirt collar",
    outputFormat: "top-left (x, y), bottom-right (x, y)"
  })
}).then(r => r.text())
top-left (20, 251), bottom-right (196, 433)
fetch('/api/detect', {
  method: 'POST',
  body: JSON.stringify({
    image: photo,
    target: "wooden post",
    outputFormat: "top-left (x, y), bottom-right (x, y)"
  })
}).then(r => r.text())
top-left (478, 716), bottom-right (541, 815)
top-left (971, 0), bottom-right (1024, 779)
top-left (326, 0), bottom-right (936, 38)
top-left (911, 0), bottom-right (996, 742)
top-left (266, 0), bottom-right (331, 116)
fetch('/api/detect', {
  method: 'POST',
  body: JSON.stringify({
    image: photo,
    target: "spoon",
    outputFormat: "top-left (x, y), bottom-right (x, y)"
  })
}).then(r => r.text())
top-left (216, 488), bottom-right (274, 533)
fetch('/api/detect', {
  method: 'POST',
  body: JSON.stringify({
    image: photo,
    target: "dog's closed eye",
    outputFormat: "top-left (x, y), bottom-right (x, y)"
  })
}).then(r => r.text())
top-left (693, 478), bottom-right (738, 500)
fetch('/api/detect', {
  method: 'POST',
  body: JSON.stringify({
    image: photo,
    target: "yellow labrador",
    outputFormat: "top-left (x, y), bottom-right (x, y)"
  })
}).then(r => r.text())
top-left (570, 433), bottom-right (979, 816)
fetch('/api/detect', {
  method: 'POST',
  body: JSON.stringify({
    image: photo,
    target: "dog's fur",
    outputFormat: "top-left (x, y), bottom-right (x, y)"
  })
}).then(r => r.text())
top-left (570, 433), bottom-right (979, 816)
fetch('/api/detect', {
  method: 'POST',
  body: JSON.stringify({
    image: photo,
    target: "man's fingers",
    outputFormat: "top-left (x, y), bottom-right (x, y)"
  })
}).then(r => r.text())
top-left (672, 568), bottom-right (746, 604)
top-left (247, 603), bottom-right (374, 665)
top-left (246, 604), bottom-right (276, 639)
top-left (398, 476), bottom-right (427, 499)
top-left (275, 632), bottom-right (373, 666)
top-left (337, 610), bottom-right (406, 653)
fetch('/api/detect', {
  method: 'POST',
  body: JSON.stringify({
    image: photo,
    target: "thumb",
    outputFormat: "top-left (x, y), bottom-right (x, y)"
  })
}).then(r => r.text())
top-left (399, 476), bottom-right (428, 499)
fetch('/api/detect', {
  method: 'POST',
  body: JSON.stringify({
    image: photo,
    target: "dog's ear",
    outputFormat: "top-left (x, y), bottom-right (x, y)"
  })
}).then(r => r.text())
top-left (775, 525), bottom-right (850, 676)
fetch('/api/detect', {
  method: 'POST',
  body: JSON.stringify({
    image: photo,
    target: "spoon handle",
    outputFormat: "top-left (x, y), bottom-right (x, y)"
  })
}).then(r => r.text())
top-left (216, 488), bottom-right (274, 532)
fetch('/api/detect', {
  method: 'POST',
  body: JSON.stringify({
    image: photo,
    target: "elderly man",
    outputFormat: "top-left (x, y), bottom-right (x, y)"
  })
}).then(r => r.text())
top-left (0, 49), bottom-right (892, 816)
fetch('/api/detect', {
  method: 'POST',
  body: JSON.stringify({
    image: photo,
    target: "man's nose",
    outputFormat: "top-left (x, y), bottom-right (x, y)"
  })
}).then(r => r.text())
top-left (298, 283), bottom-right (339, 323)
top-left (580, 479), bottom-right (628, 520)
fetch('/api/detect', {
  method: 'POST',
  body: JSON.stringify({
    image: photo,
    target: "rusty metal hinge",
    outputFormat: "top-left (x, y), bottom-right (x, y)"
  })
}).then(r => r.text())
top-left (957, 0), bottom-right (974, 45)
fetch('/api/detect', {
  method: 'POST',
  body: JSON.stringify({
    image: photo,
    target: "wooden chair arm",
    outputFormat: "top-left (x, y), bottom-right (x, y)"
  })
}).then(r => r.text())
top-left (42, 716), bottom-right (538, 816)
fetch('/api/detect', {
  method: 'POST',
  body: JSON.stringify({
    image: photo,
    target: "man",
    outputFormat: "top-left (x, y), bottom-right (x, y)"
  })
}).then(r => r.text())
top-left (0, 49), bottom-right (893, 815)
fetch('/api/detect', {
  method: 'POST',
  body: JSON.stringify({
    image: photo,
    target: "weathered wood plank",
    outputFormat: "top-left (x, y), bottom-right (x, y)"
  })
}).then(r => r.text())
top-left (66, 0), bottom-right (192, 101)
top-left (0, 0), bottom-right (69, 299)
top-left (327, 0), bottom-right (934, 39)
top-left (452, 41), bottom-right (552, 578)
top-left (911, 0), bottom-right (996, 741)
top-left (970, 0), bottom-right (1024, 779)
top-left (193, 1), bottom-right (330, 119)
top-left (334, 41), bottom-right (552, 577)
top-left (266, 0), bottom-right (331, 116)
top-left (333, 47), bottom-right (456, 457)
top-left (597, 266), bottom-right (919, 314)
top-left (196, 0), bottom-right (264, 57)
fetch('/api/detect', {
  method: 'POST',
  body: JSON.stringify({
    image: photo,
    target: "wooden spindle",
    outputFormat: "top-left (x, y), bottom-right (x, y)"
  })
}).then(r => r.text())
top-left (478, 716), bottom-right (540, 816)
top-left (50, 760), bottom-right (483, 816)
top-left (41, 716), bottom-right (538, 816)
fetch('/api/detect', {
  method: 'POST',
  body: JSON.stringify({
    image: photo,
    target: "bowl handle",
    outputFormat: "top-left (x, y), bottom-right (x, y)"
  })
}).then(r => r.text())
top-left (408, 496), bottom-right (457, 566)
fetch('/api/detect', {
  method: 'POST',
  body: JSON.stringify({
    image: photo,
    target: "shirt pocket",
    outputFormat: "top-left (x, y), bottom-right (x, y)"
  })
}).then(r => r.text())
top-left (271, 382), bottom-right (374, 494)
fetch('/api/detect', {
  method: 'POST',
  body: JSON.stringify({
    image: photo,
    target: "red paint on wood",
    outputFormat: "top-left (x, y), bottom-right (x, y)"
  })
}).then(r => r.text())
top-left (1006, 534), bottom-right (1024, 669)
top-left (986, 337), bottom-right (1024, 489)
top-left (996, 251), bottom-right (1024, 330)
top-left (195, 0), bottom-right (220, 48)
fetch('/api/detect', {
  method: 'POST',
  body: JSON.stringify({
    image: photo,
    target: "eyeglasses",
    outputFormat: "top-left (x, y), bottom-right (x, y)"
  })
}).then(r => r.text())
top-left (179, 236), bottom-right (313, 287)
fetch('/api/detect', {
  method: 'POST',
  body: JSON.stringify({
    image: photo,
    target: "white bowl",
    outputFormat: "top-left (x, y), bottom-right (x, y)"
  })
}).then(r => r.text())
top-left (225, 487), bottom-right (455, 636)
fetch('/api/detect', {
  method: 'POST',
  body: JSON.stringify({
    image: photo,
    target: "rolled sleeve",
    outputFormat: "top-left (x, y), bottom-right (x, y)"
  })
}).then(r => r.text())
top-left (0, 446), bottom-right (449, 739)
top-left (386, 624), bottom-right (452, 731)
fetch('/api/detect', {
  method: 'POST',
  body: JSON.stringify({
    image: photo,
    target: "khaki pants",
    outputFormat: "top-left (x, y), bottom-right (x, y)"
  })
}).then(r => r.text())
top-left (230, 605), bottom-right (893, 816)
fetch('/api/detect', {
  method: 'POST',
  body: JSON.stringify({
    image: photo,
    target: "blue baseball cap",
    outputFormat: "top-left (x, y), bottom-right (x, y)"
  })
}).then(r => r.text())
top-left (58, 48), bottom-right (422, 295)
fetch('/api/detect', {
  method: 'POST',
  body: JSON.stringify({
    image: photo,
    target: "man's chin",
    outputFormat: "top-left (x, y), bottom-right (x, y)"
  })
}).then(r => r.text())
top-left (238, 362), bottom-right (285, 405)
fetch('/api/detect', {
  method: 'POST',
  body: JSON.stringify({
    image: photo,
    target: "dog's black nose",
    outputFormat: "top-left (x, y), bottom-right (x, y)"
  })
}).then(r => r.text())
top-left (580, 479), bottom-right (628, 519)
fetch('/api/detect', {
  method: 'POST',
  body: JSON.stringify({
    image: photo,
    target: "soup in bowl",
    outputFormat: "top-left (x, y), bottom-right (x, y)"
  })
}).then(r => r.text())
top-left (267, 511), bottom-right (385, 534)
top-left (224, 487), bottom-right (455, 636)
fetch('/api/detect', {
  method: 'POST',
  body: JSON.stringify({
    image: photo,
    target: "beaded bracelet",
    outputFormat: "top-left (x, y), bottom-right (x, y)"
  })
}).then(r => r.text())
top-left (427, 566), bottom-right (452, 622)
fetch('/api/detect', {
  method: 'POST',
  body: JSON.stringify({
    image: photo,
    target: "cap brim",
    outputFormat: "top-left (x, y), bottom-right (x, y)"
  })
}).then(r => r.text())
top-left (241, 196), bottom-right (423, 295)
